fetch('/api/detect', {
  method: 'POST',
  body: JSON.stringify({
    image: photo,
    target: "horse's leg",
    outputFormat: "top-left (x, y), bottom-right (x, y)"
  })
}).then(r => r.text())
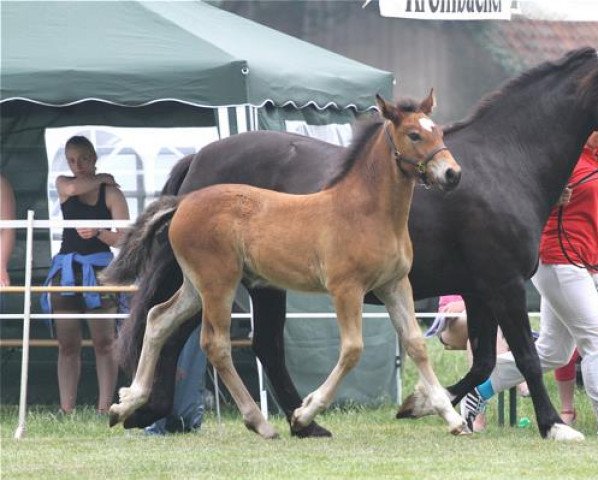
top-left (444, 294), bottom-right (499, 404)
top-left (201, 287), bottom-right (279, 440)
top-left (490, 281), bottom-right (583, 440)
top-left (109, 278), bottom-right (201, 427)
top-left (291, 286), bottom-right (364, 429)
top-left (249, 287), bottom-right (332, 438)
top-left (375, 277), bottom-right (467, 435)
top-left (123, 316), bottom-right (199, 429)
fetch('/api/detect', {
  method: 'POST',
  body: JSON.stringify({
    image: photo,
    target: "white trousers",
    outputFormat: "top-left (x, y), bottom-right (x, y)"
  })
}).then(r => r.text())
top-left (489, 261), bottom-right (598, 419)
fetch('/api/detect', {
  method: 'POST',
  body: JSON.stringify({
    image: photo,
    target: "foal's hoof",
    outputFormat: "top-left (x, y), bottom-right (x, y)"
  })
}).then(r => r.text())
top-left (108, 400), bottom-right (135, 427)
top-left (450, 420), bottom-right (471, 436)
top-left (245, 420), bottom-right (280, 440)
top-left (396, 382), bottom-right (438, 419)
top-left (547, 423), bottom-right (585, 442)
top-left (263, 427), bottom-right (280, 440)
top-left (396, 401), bottom-right (417, 419)
top-left (396, 393), bottom-right (434, 419)
top-left (290, 421), bottom-right (333, 438)
top-left (108, 410), bottom-right (121, 428)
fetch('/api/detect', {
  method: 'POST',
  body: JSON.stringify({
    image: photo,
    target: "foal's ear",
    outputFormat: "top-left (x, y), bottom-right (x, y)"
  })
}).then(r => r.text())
top-left (376, 94), bottom-right (402, 124)
top-left (419, 88), bottom-right (436, 115)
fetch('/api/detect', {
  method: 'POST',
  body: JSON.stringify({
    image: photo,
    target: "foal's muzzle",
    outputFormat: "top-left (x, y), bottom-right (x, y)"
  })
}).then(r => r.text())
top-left (444, 167), bottom-right (461, 190)
top-left (426, 153), bottom-right (462, 191)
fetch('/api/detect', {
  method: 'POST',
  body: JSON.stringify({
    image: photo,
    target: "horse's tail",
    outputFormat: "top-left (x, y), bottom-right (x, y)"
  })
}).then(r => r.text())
top-left (115, 154), bottom-right (195, 375)
top-left (161, 154), bottom-right (194, 195)
top-left (99, 196), bottom-right (181, 286)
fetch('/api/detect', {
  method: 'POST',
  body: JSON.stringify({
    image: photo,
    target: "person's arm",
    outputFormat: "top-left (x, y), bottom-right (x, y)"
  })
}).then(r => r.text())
top-left (56, 173), bottom-right (117, 203)
top-left (95, 185), bottom-right (130, 247)
top-left (0, 176), bottom-right (16, 286)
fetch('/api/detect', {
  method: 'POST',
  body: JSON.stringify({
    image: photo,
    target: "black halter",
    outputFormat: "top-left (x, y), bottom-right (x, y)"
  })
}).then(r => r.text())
top-left (384, 124), bottom-right (448, 183)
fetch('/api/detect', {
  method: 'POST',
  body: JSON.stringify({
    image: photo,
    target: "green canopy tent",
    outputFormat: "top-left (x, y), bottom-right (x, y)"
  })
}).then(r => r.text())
top-left (1, 1), bottom-right (397, 407)
top-left (2, 1), bottom-right (392, 109)
top-left (1, 0), bottom-right (393, 247)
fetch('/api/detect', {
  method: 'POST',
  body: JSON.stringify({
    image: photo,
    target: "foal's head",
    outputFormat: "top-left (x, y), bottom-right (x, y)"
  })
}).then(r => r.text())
top-left (376, 90), bottom-right (461, 191)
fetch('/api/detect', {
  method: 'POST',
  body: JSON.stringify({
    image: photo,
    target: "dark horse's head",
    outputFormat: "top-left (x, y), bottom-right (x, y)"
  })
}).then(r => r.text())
top-left (376, 89), bottom-right (461, 191)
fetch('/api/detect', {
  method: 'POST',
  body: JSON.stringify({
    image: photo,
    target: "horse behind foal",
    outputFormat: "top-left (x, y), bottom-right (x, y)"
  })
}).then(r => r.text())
top-left (108, 92), bottom-right (464, 438)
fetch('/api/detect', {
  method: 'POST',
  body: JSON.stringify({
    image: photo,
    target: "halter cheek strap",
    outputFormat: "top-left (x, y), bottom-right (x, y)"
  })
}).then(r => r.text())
top-left (384, 125), bottom-right (448, 179)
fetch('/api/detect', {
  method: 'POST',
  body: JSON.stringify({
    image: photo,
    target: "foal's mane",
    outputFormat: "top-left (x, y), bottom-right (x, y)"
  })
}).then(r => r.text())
top-left (444, 47), bottom-right (598, 134)
top-left (326, 99), bottom-right (420, 188)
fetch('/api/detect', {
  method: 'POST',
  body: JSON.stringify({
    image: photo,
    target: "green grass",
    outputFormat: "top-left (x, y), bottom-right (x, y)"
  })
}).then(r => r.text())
top-left (1, 340), bottom-right (597, 479)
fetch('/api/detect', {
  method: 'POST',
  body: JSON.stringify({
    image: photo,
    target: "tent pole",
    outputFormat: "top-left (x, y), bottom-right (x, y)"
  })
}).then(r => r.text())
top-left (236, 106), bottom-right (248, 133)
top-left (252, 106), bottom-right (259, 131)
top-left (217, 107), bottom-right (230, 139)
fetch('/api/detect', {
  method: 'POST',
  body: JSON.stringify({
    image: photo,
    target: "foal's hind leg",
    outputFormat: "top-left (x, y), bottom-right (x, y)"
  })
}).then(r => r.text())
top-left (375, 277), bottom-right (467, 435)
top-left (249, 286), bottom-right (332, 438)
top-left (109, 278), bottom-right (201, 426)
top-left (292, 286), bottom-right (364, 429)
top-left (201, 285), bottom-right (279, 439)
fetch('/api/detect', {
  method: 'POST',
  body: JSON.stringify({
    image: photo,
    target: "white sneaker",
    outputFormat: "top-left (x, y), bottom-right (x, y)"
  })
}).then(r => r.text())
top-left (460, 388), bottom-right (487, 432)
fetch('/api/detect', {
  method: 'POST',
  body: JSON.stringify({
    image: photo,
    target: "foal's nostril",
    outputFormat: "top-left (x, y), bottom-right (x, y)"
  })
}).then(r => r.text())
top-left (445, 168), bottom-right (461, 186)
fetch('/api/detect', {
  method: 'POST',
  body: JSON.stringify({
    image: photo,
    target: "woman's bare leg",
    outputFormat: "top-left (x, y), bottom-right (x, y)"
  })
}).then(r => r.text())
top-left (88, 305), bottom-right (118, 413)
top-left (55, 317), bottom-right (83, 413)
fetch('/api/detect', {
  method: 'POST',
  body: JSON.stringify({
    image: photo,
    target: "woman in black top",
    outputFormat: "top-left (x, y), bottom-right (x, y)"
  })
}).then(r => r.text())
top-left (44, 136), bottom-right (129, 414)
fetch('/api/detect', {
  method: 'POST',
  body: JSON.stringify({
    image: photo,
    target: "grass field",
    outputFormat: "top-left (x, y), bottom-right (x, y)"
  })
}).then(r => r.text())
top-left (1, 338), bottom-right (597, 479)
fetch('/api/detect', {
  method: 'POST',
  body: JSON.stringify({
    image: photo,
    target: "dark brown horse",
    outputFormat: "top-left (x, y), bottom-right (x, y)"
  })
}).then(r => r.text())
top-left (107, 92), bottom-right (465, 438)
top-left (103, 48), bottom-right (598, 441)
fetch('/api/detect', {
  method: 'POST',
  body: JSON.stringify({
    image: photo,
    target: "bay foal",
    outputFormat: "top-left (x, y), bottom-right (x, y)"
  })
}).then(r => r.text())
top-left (108, 91), bottom-right (465, 438)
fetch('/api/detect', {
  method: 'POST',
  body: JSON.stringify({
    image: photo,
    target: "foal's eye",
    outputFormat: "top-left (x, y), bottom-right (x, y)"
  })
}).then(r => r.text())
top-left (408, 132), bottom-right (422, 142)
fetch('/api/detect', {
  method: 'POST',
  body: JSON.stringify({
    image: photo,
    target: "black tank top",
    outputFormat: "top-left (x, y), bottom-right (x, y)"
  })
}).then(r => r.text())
top-left (58, 183), bottom-right (112, 255)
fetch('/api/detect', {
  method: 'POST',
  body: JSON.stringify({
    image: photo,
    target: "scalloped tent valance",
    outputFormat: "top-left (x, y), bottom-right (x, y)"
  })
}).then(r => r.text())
top-left (1, 1), bottom-right (393, 111)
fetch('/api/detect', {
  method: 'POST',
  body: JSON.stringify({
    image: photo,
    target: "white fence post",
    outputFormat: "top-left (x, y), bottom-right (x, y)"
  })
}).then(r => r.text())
top-left (14, 210), bottom-right (35, 440)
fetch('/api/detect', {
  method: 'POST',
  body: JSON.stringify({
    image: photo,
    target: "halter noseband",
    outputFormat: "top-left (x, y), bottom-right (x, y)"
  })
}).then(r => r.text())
top-left (384, 124), bottom-right (448, 182)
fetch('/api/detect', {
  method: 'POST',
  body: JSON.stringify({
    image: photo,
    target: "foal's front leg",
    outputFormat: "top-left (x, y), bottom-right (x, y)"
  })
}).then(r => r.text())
top-left (109, 279), bottom-right (201, 427)
top-left (375, 277), bottom-right (467, 435)
top-left (291, 287), bottom-right (364, 429)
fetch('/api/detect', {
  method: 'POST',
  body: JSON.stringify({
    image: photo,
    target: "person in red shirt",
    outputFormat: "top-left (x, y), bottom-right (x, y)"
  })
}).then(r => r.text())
top-left (462, 131), bottom-right (598, 434)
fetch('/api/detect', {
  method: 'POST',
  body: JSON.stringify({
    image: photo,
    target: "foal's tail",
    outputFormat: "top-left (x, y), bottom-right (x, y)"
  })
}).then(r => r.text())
top-left (115, 154), bottom-right (193, 376)
top-left (99, 196), bottom-right (181, 286)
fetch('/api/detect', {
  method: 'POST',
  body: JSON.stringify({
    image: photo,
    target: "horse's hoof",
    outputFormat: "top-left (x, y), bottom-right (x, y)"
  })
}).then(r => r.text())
top-left (263, 427), bottom-right (280, 440)
top-left (290, 411), bottom-right (303, 429)
top-left (108, 411), bottom-right (121, 428)
top-left (450, 420), bottom-right (471, 436)
top-left (122, 408), bottom-right (164, 429)
top-left (546, 423), bottom-right (585, 442)
top-left (244, 417), bottom-right (280, 440)
top-left (291, 392), bottom-right (325, 429)
top-left (290, 421), bottom-right (333, 438)
top-left (395, 400), bottom-right (417, 419)
top-left (248, 423), bottom-right (280, 440)
top-left (291, 406), bottom-right (315, 429)
top-left (395, 385), bottom-right (435, 419)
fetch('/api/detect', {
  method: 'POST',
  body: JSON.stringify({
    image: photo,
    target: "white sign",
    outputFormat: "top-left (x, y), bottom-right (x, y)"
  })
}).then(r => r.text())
top-left (379, 0), bottom-right (512, 20)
